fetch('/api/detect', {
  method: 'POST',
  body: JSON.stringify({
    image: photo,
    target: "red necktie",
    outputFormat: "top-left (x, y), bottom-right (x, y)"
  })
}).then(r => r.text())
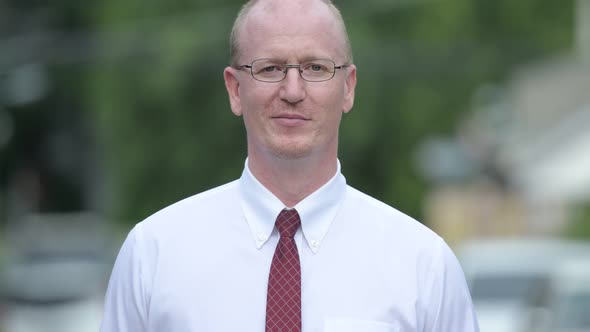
top-left (265, 208), bottom-right (302, 332)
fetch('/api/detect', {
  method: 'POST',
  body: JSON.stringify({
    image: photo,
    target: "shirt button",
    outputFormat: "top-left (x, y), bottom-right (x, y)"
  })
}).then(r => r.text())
top-left (258, 233), bottom-right (266, 241)
top-left (311, 240), bottom-right (320, 248)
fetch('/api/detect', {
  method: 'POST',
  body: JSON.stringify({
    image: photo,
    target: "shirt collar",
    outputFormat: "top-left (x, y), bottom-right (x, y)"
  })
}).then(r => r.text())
top-left (238, 158), bottom-right (347, 254)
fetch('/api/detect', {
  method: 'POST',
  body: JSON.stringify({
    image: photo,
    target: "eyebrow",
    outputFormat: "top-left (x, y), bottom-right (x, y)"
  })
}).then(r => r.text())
top-left (257, 56), bottom-right (332, 63)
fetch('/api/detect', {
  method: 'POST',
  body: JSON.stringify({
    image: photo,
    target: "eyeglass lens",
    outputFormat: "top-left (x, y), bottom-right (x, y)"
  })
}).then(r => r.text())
top-left (250, 59), bottom-right (336, 82)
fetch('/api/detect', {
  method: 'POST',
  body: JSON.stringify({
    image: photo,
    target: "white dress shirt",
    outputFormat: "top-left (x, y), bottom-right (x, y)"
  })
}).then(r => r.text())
top-left (100, 160), bottom-right (479, 332)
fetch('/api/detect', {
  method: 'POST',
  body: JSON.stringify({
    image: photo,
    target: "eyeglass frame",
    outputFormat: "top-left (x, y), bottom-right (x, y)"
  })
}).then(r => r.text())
top-left (233, 58), bottom-right (351, 83)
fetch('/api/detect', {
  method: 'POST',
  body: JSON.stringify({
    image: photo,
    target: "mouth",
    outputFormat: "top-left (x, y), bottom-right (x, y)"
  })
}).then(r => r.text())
top-left (271, 113), bottom-right (310, 127)
top-left (272, 113), bottom-right (309, 120)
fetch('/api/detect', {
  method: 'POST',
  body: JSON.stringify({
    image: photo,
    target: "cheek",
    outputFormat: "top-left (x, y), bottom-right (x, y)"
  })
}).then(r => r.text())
top-left (241, 86), bottom-right (276, 112)
top-left (240, 93), bottom-right (274, 129)
top-left (313, 88), bottom-right (345, 115)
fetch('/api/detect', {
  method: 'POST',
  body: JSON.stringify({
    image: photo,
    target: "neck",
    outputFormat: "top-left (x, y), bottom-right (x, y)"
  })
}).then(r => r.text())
top-left (247, 151), bottom-right (338, 208)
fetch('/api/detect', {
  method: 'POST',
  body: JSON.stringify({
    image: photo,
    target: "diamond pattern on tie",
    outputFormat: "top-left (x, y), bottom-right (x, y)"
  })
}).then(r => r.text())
top-left (266, 209), bottom-right (302, 332)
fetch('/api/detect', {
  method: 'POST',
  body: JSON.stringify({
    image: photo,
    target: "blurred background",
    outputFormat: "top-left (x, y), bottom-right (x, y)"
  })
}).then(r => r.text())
top-left (0, 0), bottom-right (589, 331)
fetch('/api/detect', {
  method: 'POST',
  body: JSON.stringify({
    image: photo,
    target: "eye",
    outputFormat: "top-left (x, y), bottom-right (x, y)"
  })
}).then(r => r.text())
top-left (254, 63), bottom-right (285, 75)
top-left (303, 62), bottom-right (328, 72)
top-left (310, 64), bottom-right (323, 71)
top-left (262, 65), bottom-right (280, 72)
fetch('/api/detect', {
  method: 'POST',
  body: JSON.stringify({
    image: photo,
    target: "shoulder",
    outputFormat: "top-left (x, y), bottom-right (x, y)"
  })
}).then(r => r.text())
top-left (136, 179), bottom-right (241, 236)
top-left (343, 185), bottom-right (440, 243)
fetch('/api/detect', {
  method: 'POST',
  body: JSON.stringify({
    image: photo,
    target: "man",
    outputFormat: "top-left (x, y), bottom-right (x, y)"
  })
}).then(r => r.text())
top-left (100, 0), bottom-right (480, 331)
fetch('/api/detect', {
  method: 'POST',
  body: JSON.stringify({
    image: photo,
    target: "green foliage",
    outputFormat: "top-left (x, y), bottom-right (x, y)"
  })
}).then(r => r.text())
top-left (82, 0), bottom-right (574, 224)
top-left (565, 202), bottom-right (590, 239)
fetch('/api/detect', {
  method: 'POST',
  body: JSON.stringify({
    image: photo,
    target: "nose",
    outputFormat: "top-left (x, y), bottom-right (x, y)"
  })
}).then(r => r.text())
top-left (279, 67), bottom-right (306, 104)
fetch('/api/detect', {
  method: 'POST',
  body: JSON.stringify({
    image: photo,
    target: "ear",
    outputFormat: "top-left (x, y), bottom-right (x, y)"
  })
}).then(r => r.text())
top-left (224, 67), bottom-right (242, 116)
top-left (342, 64), bottom-right (357, 114)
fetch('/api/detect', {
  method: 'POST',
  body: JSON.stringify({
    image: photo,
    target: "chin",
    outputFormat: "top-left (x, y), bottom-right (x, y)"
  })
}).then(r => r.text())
top-left (269, 142), bottom-right (314, 160)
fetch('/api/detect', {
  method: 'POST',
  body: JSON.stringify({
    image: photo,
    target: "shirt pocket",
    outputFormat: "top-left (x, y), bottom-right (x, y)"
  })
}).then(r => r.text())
top-left (323, 317), bottom-right (401, 332)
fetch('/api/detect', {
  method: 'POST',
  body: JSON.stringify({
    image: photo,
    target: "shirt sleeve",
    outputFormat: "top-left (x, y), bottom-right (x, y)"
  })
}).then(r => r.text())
top-left (100, 224), bottom-right (150, 332)
top-left (420, 238), bottom-right (480, 332)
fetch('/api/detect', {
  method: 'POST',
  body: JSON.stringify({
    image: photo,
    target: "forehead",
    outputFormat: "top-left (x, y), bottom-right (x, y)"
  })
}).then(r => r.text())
top-left (239, 0), bottom-right (345, 61)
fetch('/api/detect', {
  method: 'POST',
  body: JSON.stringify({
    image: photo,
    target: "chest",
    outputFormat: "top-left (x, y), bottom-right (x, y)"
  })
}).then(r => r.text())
top-left (146, 235), bottom-right (419, 332)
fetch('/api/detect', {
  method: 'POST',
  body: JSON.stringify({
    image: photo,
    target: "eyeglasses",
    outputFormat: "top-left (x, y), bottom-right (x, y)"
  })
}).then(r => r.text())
top-left (234, 58), bottom-right (350, 83)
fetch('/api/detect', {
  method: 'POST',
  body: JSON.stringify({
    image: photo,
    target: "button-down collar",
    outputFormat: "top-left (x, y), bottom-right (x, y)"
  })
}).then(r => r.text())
top-left (238, 159), bottom-right (347, 253)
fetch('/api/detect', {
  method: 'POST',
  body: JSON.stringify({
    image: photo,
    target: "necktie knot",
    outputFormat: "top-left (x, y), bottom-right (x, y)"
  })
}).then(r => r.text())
top-left (276, 208), bottom-right (300, 238)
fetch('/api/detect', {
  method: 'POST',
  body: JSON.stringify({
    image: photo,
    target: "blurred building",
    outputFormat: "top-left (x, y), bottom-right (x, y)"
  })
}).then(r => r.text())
top-left (423, 0), bottom-right (590, 244)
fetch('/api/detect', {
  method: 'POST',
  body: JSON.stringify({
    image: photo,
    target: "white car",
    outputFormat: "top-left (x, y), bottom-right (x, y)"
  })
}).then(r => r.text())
top-left (0, 256), bottom-right (108, 332)
top-left (541, 258), bottom-right (590, 332)
top-left (0, 212), bottom-right (114, 332)
top-left (456, 237), bottom-right (590, 332)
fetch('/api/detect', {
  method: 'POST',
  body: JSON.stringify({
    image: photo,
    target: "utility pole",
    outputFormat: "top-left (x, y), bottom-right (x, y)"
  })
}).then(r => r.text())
top-left (577, 0), bottom-right (590, 60)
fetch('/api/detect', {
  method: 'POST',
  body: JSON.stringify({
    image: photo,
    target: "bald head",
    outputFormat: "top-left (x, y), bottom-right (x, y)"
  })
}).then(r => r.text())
top-left (229, 0), bottom-right (353, 66)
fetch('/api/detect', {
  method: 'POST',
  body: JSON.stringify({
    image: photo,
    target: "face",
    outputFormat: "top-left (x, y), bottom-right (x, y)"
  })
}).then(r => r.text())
top-left (224, 0), bottom-right (357, 161)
